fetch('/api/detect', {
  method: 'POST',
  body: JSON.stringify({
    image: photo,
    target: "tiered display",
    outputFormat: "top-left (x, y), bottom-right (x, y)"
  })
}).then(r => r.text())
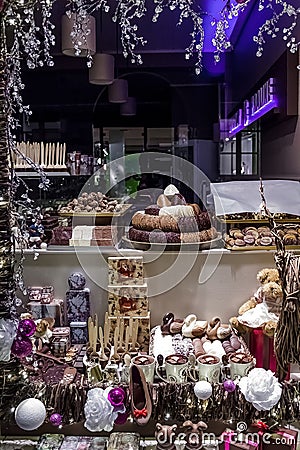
top-left (65, 273), bottom-right (90, 344)
top-left (107, 257), bottom-right (150, 353)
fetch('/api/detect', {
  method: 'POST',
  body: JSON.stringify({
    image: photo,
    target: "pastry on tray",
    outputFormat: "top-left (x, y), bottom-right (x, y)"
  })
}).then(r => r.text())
top-left (128, 184), bottom-right (217, 245)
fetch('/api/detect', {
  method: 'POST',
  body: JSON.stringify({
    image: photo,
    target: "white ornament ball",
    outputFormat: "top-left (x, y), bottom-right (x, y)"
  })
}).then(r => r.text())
top-left (15, 398), bottom-right (46, 431)
top-left (194, 381), bottom-right (213, 400)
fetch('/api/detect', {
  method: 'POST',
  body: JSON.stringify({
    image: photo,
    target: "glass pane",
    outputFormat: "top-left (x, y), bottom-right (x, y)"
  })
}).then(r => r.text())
top-left (220, 154), bottom-right (236, 175)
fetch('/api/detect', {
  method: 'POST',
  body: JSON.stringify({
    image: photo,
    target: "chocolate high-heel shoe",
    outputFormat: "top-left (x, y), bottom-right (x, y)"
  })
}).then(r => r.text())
top-left (129, 365), bottom-right (152, 426)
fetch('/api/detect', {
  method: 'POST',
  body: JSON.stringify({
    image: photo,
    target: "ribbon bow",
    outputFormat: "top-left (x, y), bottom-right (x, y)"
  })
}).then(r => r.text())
top-left (133, 408), bottom-right (148, 418)
top-left (253, 421), bottom-right (269, 431)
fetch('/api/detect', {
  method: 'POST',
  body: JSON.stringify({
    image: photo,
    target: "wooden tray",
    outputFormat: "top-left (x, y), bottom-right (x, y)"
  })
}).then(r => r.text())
top-left (218, 217), bottom-right (300, 224)
top-left (225, 244), bottom-right (300, 251)
top-left (122, 233), bottom-right (223, 251)
top-left (58, 204), bottom-right (131, 225)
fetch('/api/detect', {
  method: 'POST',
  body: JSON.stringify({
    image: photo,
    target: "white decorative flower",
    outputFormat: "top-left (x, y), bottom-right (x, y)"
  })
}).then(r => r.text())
top-left (84, 387), bottom-right (125, 432)
top-left (239, 368), bottom-right (282, 411)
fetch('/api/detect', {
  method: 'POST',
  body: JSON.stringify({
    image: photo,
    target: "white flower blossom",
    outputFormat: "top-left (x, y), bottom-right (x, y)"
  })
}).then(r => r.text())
top-left (239, 368), bottom-right (282, 411)
top-left (84, 387), bottom-right (125, 432)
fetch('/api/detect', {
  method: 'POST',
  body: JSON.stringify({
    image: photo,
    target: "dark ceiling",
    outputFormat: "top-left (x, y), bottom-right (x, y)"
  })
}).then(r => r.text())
top-left (20, 0), bottom-right (254, 152)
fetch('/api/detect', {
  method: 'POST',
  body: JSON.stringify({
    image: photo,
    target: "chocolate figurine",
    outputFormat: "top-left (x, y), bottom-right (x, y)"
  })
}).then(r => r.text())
top-left (182, 420), bottom-right (208, 450)
top-left (155, 423), bottom-right (177, 450)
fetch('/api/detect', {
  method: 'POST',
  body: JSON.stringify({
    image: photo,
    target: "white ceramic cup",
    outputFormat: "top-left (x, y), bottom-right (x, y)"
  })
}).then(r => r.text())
top-left (229, 353), bottom-right (255, 379)
top-left (164, 354), bottom-right (189, 383)
top-left (196, 354), bottom-right (221, 383)
top-left (132, 355), bottom-right (155, 383)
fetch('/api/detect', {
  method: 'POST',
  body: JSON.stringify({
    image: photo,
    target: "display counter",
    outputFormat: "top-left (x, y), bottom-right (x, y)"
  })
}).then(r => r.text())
top-left (20, 246), bottom-right (280, 326)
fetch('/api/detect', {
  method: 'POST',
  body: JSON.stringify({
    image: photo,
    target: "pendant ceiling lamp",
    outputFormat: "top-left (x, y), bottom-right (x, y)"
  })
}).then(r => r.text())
top-left (120, 97), bottom-right (136, 116)
top-left (89, 53), bottom-right (115, 85)
top-left (61, 13), bottom-right (96, 57)
top-left (108, 79), bottom-right (128, 103)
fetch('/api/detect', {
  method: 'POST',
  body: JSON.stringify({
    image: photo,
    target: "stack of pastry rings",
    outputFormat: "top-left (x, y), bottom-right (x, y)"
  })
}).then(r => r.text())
top-left (129, 209), bottom-right (217, 243)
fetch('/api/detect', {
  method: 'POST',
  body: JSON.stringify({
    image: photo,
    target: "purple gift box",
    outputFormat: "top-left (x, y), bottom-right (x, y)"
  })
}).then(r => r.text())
top-left (70, 321), bottom-right (88, 344)
top-left (66, 288), bottom-right (90, 323)
top-left (28, 298), bottom-right (64, 327)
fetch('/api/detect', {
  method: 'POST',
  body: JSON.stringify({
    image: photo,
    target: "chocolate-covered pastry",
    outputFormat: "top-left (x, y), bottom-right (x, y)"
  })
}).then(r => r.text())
top-left (159, 215), bottom-right (179, 232)
top-left (145, 205), bottom-right (160, 215)
top-left (229, 228), bottom-right (241, 237)
top-left (234, 238), bottom-right (246, 247)
top-left (129, 227), bottom-right (150, 242)
top-left (233, 231), bottom-right (244, 240)
top-left (189, 203), bottom-right (201, 215)
top-left (157, 194), bottom-right (172, 207)
top-left (177, 212), bottom-right (211, 233)
top-left (166, 232), bottom-right (181, 243)
top-left (128, 227), bottom-right (181, 243)
top-left (193, 338), bottom-right (205, 357)
top-left (181, 227), bottom-right (217, 243)
top-left (244, 235), bottom-right (255, 245)
top-left (283, 233), bottom-right (297, 245)
top-left (259, 236), bottom-right (273, 246)
top-left (131, 212), bottom-right (179, 232)
top-left (229, 334), bottom-right (241, 350)
top-left (177, 216), bottom-right (199, 233)
top-left (171, 193), bottom-right (186, 205)
top-left (197, 212), bottom-right (211, 230)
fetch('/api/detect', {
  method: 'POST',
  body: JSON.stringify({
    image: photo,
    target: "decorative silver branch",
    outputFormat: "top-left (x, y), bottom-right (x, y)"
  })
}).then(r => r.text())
top-left (254, 0), bottom-right (299, 58)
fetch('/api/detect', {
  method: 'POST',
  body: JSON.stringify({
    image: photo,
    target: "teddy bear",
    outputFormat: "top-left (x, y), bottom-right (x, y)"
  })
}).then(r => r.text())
top-left (229, 268), bottom-right (282, 337)
top-left (33, 317), bottom-right (55, 350)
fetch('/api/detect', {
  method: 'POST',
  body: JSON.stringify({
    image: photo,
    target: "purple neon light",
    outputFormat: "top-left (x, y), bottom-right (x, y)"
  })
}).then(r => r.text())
top-left (250, 98), bottom-right (278, 118)
top-left (228, 122), bottom-right (245, 136)
top-left (228, 97), bottom-right (278, 137)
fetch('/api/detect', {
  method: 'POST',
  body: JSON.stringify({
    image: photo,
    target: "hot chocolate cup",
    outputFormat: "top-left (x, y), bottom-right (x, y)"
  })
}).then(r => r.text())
top-left (229, 352), bottom-right (255, 379)
top-left (132, 355), bottom-right (155, 383)
top-left (194, 354), bottom-right (221, 383)
top-left (156, 354), bottom-right (188, 383)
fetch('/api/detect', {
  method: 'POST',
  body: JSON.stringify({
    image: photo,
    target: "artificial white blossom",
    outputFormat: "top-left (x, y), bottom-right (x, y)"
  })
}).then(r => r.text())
top-left (84, 387), bottom-right (125, 432)
top-left (239, 368), bottom-right (282, 411)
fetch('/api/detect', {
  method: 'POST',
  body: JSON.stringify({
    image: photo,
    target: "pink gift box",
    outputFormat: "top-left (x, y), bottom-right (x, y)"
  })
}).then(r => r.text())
top-left (261, 428), bottom-right (298, 450)
top-left (249, 329), bottom-right (290, 379)
top-left (219, 430), bottom-right (259, 450)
